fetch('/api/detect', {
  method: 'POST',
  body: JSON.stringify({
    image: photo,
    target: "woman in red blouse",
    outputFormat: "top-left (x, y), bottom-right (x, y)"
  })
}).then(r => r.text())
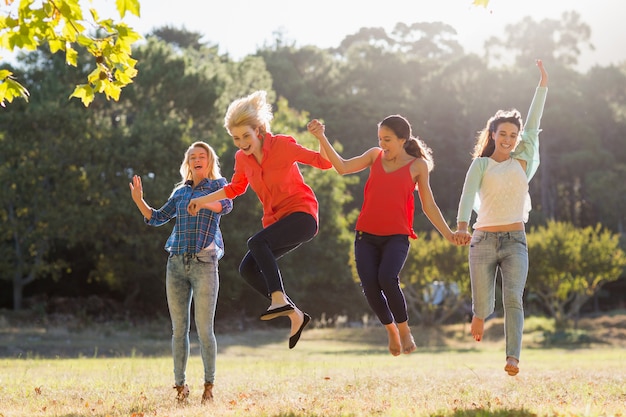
top-left (188, 90), bottom-right (332, 349)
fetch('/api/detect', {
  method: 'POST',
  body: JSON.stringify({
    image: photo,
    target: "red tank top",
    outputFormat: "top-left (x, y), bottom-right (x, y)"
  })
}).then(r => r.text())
top-left (355, 151), bottom-right (418, 239)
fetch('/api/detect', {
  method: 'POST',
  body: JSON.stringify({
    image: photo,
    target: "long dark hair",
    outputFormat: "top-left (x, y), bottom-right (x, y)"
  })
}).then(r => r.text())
top-left (473, 109), bottom-right (523, 158)
top-left (379, 114), bottom-right (434, 171)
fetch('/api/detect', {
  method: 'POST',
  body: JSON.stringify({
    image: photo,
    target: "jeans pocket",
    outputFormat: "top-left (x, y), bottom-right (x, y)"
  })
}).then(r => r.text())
top-left (470, 233), bottom-right (486, 247)
top-left (196, 251), bottom-right (216, 264)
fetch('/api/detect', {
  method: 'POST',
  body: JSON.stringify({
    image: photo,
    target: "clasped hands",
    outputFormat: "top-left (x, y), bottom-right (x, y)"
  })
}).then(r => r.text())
top-left (452, 230), bottom-right (471, 246)
top-left (187, 199), bottom-right (200, 216)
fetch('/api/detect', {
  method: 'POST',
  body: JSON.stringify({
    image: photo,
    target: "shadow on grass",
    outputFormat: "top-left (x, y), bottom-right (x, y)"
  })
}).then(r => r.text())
top-left (3, 312), bottom-right (624, 359)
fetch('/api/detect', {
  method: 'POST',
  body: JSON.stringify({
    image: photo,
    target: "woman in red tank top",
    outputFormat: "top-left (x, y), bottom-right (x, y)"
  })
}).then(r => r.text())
top-left (308, 115), bottom-right (461, 356)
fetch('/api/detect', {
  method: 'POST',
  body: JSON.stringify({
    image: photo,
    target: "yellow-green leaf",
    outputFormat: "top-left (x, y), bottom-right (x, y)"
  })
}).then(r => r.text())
top-left (116, 0), bottom-right (141, 19)
top-left (65, 46), bottom-right (78, 66)
top-left (48, 39), bottom-right (65, 53)
top-left (70, 84), bottom-right (95, 107)
top-left (104, 82), bottom-right (122, 101)
top-left (472, 0), bottom-right (490, 7)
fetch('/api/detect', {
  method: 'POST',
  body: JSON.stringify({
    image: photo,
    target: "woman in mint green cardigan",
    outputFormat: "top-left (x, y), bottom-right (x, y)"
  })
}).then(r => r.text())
top-left (455, 59), bottom-right (548, 376)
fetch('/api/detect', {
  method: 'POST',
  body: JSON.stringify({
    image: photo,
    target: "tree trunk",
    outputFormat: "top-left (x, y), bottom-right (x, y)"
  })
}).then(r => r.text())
top-left (12, 271), bottom-right (23, 311)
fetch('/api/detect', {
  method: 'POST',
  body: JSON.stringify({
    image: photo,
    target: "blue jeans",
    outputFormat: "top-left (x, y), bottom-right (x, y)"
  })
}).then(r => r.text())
top-left (469, 230), bottom-right (528, 360)
top-left (354, 231), bottom-right (410, 325)
top-left (239, 212), bottom-right (317, 301)
top-left (166, 249), bottom-right (219, 386)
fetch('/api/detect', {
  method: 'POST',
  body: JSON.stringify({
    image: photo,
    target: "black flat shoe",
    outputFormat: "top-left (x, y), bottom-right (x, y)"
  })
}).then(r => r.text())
top-left (259, 304), bottom-right (294, 321)
top-left (289, 312), bottom-right (311, 349)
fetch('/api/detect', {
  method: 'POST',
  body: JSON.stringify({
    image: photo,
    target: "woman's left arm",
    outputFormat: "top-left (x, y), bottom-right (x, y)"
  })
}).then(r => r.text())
top-left (512, 59), bottom-right (549, 180)
top-left (414, 159), bottom-right (455, 243)
top-left (524, 59), bottom-right (549, 131)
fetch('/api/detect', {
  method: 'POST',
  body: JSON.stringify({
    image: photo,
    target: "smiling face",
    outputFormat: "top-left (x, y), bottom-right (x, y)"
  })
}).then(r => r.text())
top-left (230, 125), bottom-right (263, 157)
top-left (377, 125), bottom-right (406, 160)
top-left (491, 121), bottom-right (520, 160)
top-left (188, 146), bottom-right (210, 181)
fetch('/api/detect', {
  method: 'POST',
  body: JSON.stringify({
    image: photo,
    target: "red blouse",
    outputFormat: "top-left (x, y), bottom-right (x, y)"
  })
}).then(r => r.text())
top-left (355, 151), bottom-right (418, 239)
top-left (223, 132), bottom-right (332, 228)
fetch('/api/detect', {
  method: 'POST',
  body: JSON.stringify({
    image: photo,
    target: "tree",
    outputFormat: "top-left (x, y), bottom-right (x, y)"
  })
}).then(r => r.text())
top-left (0, 0), bottom-right (141, 106)
top-left (0, 27), bottom-right (229, 311)
top-left (526, 221), bottom-right (626, 328)
top-left (484, 11), bottom-right (593, 69)
top-left (0, 48), bottom-right (109, 309)
top-left (81, 30), bottom-right (234, 312)
top-left (402, 231), bottom-right (471, 326)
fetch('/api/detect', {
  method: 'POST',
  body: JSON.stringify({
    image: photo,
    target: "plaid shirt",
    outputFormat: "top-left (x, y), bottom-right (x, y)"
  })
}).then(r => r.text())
top-left (146, 177), bottom-right (232, 259)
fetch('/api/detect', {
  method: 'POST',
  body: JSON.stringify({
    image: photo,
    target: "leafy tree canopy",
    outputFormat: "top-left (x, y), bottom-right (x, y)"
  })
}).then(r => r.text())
top-left (0, 0), bottom-right (141, 107)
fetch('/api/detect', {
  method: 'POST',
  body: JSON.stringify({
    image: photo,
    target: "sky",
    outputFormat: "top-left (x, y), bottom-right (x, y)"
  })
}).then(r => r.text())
top-left (107, 0), bottom-right (626, 72)
top-left (2, 0), bottom-right (625, 71)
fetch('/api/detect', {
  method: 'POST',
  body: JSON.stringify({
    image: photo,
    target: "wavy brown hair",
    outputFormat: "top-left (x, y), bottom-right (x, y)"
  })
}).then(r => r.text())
top-left (472, 109), bottom-right (523, 158)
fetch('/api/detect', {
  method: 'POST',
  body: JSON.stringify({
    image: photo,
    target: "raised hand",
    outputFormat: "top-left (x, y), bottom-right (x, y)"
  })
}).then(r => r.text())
top-left (536, 59), bottom-right (548, 87)
top-left (307, 119), bottom-right (325, 138)
top-left (129, 175), bottom-right (143, 203)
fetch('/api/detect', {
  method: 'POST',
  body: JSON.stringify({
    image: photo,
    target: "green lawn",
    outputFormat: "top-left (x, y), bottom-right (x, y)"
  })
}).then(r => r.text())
top-left (0, 319), bottom-right (624, 417)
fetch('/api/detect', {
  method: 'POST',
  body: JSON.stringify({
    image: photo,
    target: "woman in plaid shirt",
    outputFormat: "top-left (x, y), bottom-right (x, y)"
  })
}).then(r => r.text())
top-left (130, 141), bottom-right (232, 404)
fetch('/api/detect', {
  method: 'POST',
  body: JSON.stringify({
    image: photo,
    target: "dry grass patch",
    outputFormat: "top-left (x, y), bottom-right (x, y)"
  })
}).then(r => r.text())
top-left (1, 319), bottom-right (625, 417)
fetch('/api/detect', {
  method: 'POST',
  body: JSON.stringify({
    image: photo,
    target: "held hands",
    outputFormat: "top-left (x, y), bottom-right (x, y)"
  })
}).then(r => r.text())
top-left (453, 230), bottom-right (471, 246)
top-left (187, 199), bottom-right (200, 216)
top-left (307, 119), bottom-right (325, 139)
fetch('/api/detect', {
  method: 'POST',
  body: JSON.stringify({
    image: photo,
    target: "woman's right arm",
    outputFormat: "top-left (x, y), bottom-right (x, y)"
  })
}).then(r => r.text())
top-left (307, 119), bottom-right (376, 175)
top-left (129, 175), bottom-right (153, 220)
top-left (456, 159), bottom-right (484, 232)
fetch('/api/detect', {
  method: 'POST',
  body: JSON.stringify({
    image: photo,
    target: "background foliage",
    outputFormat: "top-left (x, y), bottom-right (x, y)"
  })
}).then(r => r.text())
top-left (1, 10), bottom-right (625, 327)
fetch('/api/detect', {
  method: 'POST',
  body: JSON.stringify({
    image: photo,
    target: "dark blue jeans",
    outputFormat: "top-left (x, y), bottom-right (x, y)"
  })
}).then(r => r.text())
top-left (354, 231), bottom-right (410, 325)
top-left (239, 212), bottom-right (317, 301)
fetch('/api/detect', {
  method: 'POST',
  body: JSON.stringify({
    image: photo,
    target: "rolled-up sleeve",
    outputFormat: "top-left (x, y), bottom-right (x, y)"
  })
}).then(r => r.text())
top-left (147, 196), bottom-right (177, 226)
top-left (223, 152), bottom-right (250, 199)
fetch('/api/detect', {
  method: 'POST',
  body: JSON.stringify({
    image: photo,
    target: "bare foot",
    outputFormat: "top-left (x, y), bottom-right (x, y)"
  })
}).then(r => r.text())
top-left (505, 356), bottom-right (519, 376)
top-left (470, 316), bottom-right (484, 341)
top-left (385, 324), bottom-right (402, 356)
top-left (397, 321), bottom-right (417, 354)
top-left (400, 333), bottom-right (416, 354)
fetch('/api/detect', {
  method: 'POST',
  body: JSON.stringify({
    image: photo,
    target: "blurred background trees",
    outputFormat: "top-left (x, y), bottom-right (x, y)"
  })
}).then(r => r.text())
top-left (1, 11), bottom-right (625, 328)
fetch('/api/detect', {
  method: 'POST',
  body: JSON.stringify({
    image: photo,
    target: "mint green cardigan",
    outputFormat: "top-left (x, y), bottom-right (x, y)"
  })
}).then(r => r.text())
top-left (456, 86), bottom-right (548, 224)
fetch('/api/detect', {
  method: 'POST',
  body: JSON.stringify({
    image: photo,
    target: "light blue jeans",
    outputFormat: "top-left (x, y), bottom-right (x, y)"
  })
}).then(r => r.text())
top-left (166, 248), bottom-right (219, 386)
top-left (469, 230), bottom-right (528, 360)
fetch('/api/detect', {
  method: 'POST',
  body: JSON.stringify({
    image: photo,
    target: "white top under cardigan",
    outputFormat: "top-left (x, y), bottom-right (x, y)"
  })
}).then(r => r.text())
top-left (456, 86), bottom-right (548, 227)
top-left (470, 158), bottom-right (530, 228)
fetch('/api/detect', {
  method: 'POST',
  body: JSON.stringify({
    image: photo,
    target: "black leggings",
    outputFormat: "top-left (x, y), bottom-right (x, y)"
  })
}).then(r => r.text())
top-left (354, 231), bottom-right (410, 325)
top-left (239, 212), bottom-right (318, 302)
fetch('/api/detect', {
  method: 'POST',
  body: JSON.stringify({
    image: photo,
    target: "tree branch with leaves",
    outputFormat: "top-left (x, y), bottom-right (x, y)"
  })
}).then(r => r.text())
top-left (0, 0), bottom-right (141, 106)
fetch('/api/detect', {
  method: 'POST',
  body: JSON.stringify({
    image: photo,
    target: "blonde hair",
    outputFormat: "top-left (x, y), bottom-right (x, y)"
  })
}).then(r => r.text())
top-left (174, 141), bottom-right (221, 191)
top-left (224, 90), bottom-right (273, 136)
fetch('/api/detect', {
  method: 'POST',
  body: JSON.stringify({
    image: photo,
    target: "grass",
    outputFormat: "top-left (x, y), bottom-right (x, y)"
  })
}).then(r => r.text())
top-left (0, 315), bottom-right (625, 417)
